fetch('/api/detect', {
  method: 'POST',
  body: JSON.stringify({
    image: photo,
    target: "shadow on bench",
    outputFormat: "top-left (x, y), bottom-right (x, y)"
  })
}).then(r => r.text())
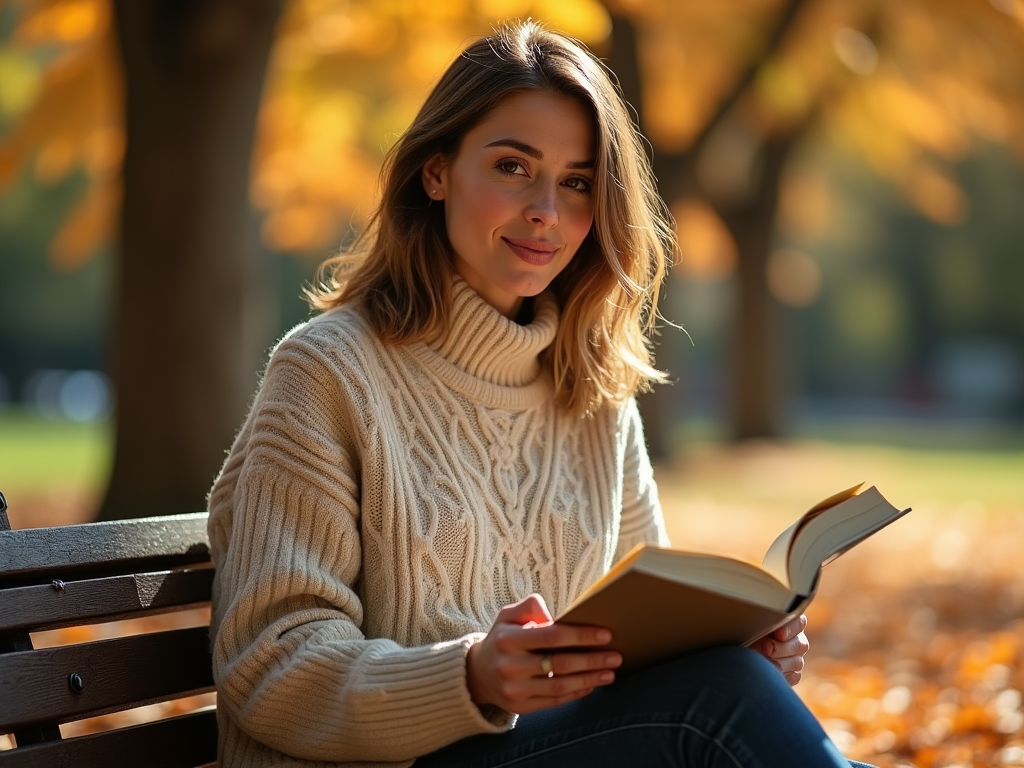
top-left (0, 491), bottom-right (218, 767)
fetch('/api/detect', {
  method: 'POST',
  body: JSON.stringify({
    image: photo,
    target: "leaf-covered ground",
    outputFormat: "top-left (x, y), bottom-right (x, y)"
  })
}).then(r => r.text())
top-left (3, 440), bottom-right (1023, 766)
top-left (658, 440), bottom-right (1024, 768)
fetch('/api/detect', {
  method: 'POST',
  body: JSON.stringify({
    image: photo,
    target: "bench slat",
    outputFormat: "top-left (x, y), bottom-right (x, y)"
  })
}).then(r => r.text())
top-left (0, 626), bottom-right (213, 732)
top-left (0, 568), bottom-right (214, 634)
top-left (0, 633), bottom-right (63, 746)
top-left (0, 708), bottom-right (218, 768)
top-left (0, 513), bottom-right (210, 586)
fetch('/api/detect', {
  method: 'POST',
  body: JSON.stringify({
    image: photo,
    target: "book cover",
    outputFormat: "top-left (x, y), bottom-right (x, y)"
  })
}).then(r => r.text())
top-left (556, 484), bottom-right (910, 674)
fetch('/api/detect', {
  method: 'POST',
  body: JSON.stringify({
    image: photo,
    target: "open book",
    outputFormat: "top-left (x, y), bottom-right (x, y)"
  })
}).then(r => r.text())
top-left (557, 483), bottom-right (910, 674)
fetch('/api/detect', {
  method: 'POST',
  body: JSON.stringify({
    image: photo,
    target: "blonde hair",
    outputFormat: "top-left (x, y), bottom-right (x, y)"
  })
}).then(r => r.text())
top-left (308, 20), bottom-right (676, 415)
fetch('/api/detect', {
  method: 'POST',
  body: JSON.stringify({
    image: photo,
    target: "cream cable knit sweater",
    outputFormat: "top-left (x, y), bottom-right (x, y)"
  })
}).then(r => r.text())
top-left (207, 278), bottom-right (668, 768)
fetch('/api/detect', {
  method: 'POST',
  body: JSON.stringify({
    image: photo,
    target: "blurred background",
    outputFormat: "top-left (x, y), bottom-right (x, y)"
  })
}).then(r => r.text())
top-left (1, 0), bottom-right (1022, 522)
top-left (1, 1), bottom-right (1023, 764)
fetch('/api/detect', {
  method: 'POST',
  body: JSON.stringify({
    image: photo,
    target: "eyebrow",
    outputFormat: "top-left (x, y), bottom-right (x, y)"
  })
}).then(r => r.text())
top-left (484, 139), bottom-right (595, 170)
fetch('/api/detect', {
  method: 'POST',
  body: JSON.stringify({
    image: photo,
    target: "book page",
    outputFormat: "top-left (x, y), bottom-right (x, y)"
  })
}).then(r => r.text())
top-left (785, 486), bottom-right (908, 595)
top-left (760, 482), bottom-right (866, 586)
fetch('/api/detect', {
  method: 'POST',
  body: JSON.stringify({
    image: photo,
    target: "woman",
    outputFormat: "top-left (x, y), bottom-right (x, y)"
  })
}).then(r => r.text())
top-left (208, 20), bottom-right (874, 768)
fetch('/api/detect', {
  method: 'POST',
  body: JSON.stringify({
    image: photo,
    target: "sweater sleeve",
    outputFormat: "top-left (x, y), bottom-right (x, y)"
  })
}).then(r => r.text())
top-left (614, 398), bottom-right (670, 561)
top-left (207, 332), bottom-right (510, 764)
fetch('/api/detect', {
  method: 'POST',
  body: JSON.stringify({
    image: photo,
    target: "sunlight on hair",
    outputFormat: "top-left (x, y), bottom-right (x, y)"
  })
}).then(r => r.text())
top-left (532, 0), bottom-right (611, 43)
top-left (477, 0), bottom-right (610, 43)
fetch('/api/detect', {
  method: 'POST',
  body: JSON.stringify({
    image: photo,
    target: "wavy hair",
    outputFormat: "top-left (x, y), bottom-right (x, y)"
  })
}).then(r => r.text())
top-left (307, 19), bottom-right (676, 415)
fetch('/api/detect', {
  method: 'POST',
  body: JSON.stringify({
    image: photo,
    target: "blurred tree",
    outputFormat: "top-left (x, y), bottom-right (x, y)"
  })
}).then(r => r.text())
top-left (604, 0), bottom-right (1024, 446)
top-left (98, 0), bottom-right (283, 520)
top-left (1, 0), bottom-right (283, 519)
top-left (606, 0), bottom-right (812, 450)
top-left (0, 0), bottom-right (609, 518)
top-left (1, 0), bottom-right (1022, 515)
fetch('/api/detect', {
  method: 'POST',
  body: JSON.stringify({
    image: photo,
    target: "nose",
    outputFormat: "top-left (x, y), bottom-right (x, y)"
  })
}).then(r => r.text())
top-left (524, 182), bottom-right (558, 228)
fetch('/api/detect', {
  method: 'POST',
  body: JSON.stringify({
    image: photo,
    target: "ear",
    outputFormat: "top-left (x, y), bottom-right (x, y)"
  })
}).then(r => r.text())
top-left (421, 153), bottom-right (448, 201)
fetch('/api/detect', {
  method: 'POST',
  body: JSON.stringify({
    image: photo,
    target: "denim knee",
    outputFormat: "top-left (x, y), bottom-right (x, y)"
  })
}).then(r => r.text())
top-left (649, 644), bottom-right (803, 725)
top-left (696, 645), bottom-right (792, 698)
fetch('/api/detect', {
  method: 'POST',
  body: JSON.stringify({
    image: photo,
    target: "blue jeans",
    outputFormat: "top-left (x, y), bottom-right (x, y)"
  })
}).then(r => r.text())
top-left (416, 646), bottom-right (876, 768)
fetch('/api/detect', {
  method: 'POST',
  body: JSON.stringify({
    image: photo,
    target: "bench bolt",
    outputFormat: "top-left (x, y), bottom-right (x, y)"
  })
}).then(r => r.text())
top-left (51, 579), bottom-right (66, 592)
top-left (68, 673), bottom-right (85, 693)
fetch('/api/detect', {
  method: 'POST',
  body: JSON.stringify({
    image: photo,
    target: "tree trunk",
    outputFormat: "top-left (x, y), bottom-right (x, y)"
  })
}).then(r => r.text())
top-left (607, 1), bottom-right (810, 449)
top-left (99, 0), bottom-right (283, 520)
top-left (714, 132), bottom-right (800, 440)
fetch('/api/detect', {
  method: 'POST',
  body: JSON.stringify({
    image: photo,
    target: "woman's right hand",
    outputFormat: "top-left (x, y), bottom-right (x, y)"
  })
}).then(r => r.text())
top-left (465, 594), bottom-right (621, 714)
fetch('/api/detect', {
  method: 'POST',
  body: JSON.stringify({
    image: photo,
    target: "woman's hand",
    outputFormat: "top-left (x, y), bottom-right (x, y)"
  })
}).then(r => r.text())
top-left (752, 613), bottom-right (809, 686)
top-left (466, 594), bottom-right (621, 714)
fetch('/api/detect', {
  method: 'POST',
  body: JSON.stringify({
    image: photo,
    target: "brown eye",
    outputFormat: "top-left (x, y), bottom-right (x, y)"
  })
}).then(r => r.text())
top-left (496, 159), bottom-right (526, 176)
top-left (564, 176), bottom-right (592, 194)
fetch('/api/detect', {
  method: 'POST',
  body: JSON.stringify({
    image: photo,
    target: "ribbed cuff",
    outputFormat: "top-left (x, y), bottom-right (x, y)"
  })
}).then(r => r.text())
top-left (349, 632), bottom-right (515, 754)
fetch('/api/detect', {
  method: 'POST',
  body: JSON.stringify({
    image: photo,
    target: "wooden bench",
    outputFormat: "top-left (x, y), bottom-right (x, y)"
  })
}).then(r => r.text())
top-left (0, 490), bottom-right (218, 767)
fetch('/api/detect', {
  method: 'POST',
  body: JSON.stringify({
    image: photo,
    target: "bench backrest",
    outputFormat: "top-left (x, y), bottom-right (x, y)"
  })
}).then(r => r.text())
top-left (0, 491), bottom-right (218, 767)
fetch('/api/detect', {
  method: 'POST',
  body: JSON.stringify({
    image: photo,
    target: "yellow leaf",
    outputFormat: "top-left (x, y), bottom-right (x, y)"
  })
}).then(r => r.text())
top-left (0, 47), bottom-right (42, 118)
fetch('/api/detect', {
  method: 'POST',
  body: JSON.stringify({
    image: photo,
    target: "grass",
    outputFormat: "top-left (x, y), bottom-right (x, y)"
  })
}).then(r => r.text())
top-left (0, 408), bottom-right (112, 496)
top-left (664, 439), bottom-right (1024, 509)
top-left (0, 406), bottom-right (1019, 528)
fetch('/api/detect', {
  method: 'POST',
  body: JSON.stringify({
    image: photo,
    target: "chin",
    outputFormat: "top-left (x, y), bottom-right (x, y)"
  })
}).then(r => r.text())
top-left (504, 270), bottom-right (560, 299)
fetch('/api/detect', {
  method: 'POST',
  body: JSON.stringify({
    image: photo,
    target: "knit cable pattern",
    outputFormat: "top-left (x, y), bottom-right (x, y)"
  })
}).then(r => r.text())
top-left (207, 278), bottom-right (667, 768)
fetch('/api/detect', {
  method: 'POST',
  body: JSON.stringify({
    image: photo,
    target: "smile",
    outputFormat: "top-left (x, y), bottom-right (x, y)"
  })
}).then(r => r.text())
top-left (502, 237), bottom-right (559, 266)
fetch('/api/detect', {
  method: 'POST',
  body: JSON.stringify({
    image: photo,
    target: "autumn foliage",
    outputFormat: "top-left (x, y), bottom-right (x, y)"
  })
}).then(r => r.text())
top-left (2, 2), bottom-right (1023, 760)
top-left (658, 443), bottom-right (1024, 768)
top-left (2, 0), bottom-right (1023, 265)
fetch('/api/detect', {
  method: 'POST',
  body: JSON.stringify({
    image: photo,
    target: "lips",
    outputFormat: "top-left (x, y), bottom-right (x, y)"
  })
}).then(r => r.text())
top-left (502, 237), bottom-right (559, 266)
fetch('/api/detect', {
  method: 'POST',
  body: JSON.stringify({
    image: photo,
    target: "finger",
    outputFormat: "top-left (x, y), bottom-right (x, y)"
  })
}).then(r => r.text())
top-left (773, 653), bottom-right (805, 677)
top-left (495, 649), bottom-right (621, 684)
top-left (756, 634), bottom-right (778, 658)
top-left (489, 623), bottom-right (612, 663)
top-left (769, 632), bottom-right (810, 660)
top-left (504, 668), bottom-right (617, 702)
top-left (773, 614), bottom-right (808, 642)
top-left (521, 622), bottom-right (613, 652)
top-left (545, 650), bottom-right (623, 677)
top-left (497, 594), bottom-right (554, 628)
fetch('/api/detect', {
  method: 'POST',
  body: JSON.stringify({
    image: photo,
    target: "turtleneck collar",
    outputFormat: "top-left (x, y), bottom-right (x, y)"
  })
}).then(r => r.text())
top-left (421, 277), bottom-right (559, 388)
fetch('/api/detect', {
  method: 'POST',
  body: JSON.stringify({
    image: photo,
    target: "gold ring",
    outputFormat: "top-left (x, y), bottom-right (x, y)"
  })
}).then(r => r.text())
top-left (540, 654), bottom-right (554, 678)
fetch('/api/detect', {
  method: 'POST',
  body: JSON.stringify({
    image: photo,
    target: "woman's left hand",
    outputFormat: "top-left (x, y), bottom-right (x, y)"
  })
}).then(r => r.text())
top-left (752, 614), bottom-right (809, 687)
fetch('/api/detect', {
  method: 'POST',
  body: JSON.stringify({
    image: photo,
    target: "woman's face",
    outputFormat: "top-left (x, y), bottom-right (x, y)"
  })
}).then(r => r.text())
top-left (422, 90), bottom-right (596, 319)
